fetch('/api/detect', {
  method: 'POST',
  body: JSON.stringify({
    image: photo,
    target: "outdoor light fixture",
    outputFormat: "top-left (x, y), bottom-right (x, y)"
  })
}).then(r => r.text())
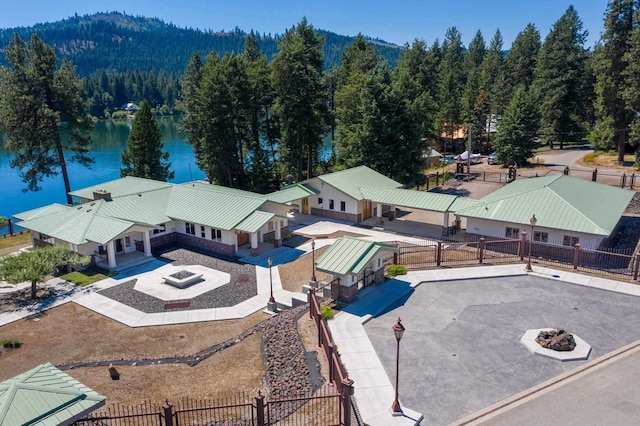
top-left (268, 257), bottom-right (275, 304)
top-left (311, 240), bottom-right (317, 282)
top-left (525, 214), bottom-right (537, 272)
top-left (391, 317), bottom-right (405, 415)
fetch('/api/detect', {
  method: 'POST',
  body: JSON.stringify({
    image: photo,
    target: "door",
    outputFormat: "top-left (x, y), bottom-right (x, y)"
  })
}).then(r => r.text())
top-left (115, 238), bottom-right (124, 253)
top-left (237, 232), bottom-right (250, 246)
top-left (302, 197), bottom-right (309, 214)
top-left (363, 201), bottom-right (372, 219)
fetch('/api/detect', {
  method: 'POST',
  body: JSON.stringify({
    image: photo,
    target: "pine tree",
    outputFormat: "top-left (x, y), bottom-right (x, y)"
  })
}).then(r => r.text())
top-left (121, 100), bottom-right (174, 181)
top-left (479, 29), bottom-right (508, 145)
top-left (534, 6), bottom-right (589, 150)
top-left (271, 18), bottom-right (328, 182)
top-left (462, 31), bottom-right (486, 149)
top-left (504, 24), bottom-right (541, 94)
top-left (592, 0), bottom-right (639, 161)
top-left (0, 33), bottom-right (93, 204)
top-left (492, 87), bottom-right (540, 167)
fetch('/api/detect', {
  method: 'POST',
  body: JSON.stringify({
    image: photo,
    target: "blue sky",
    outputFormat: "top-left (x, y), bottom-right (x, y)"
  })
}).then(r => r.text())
top-left (0, 1), bottom-right (608, 48)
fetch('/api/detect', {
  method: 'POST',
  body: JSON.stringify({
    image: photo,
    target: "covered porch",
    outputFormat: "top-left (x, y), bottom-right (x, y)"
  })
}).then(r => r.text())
top-left (94, 226), bottom-right (155, 270)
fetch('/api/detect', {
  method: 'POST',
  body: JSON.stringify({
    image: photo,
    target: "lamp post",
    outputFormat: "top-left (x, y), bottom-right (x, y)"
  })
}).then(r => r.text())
top-left (391, 317), bottom-right (405, 415)
top-left (311, 240), bottom-right (317, 283)
top-left (525, 214), bottom-right (537, 272)
top-left (268, 257), bottom-right (275, 304)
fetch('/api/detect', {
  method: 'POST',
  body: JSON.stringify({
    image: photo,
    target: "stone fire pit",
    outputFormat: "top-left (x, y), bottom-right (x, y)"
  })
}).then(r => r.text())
top-left (520, 328), bottom-right (591, 361)
top-left (162, 270), bottom-right (203, 288)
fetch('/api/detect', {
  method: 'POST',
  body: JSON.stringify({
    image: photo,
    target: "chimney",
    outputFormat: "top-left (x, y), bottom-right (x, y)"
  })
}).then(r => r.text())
top-left (92, 189), bottom-right (112, 201)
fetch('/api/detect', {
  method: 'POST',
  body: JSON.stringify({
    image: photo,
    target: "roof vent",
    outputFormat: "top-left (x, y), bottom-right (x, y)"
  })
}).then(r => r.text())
top-left (92, 189), bottom-right (112, 201)
top-left (90, 202), bottom-right (96, 206)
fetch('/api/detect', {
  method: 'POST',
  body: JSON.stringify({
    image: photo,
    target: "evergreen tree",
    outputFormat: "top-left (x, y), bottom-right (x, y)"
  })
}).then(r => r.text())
top-left (121, 100), bottom-right (174, 181)
top-left (505, 24), bottom-right (541, 94)
top-left (436, 27), bottom-right (466, 153)
top-left (271, 18), bottom-right (328, 182)
top-left (462, 31), bottom-right (487, 149)
top-left (0, 33), bottom-right (93, 204)
top-left (492, 87), bottom-right (540, 167)
top-left (479, 29), bottom-right (508, 145)
top-left (592, 0), bottom-right (640, 160)
top-left (534, 6), bottom-right (589, 150)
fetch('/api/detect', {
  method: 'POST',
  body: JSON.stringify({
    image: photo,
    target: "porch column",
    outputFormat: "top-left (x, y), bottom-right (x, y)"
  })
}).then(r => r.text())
top-left (250, 232), bottom-right (259, 256)
top-left (442, 211), bottom-right (450, 236)
top-left (376, 202), bottom-right (383, 225)
top-left (107, 240), bottom-right (117, 268)
top-left (274, 220), bottom-right (282, 247)
top-left (143, 230), bottom-right (152, 257)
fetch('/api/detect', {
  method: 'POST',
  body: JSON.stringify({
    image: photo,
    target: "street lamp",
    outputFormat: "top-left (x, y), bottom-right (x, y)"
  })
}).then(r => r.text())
top-left (268, 257), bottom-right (275, 304)
top-left (391, 317), bottom-right (405, 415)
top-left (525, 214), bottom-right (537, 272)
top-left (311, 240), bottom-right (317, 283)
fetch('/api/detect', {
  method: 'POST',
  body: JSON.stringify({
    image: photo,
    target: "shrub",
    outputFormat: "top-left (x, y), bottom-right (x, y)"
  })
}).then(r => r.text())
top-left (320, 305), bottom-right (334, 320)
top-left (387, 264), bottom-right (408, 276)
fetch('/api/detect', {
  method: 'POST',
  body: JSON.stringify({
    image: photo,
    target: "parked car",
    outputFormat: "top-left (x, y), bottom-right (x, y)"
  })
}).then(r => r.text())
top-left (441, 155), bottom-right (457, 165)
top-left (487, 152), bottom-right (498, 165)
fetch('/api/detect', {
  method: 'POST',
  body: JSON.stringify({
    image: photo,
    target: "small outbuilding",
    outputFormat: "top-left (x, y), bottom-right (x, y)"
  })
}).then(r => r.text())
top-left (315, 237), bottom-right (398, 303)
top-left (0, 362), bottom-right (106, 425)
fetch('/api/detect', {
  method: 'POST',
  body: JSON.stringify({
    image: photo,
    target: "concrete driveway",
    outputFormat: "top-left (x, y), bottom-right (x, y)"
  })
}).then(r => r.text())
top-left (363, 273), bottom-right (640, 425)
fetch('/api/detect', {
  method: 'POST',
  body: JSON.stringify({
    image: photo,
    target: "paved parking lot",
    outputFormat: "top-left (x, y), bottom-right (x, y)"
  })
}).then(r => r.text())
top-left (363, 274), bottom-right (640, 425)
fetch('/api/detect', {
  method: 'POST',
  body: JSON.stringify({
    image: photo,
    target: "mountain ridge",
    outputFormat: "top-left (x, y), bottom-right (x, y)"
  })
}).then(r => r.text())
top-left (0, 11), bottom-right (402, 74)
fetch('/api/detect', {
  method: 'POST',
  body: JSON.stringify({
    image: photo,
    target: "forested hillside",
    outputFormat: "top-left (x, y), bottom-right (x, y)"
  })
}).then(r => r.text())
top-left (0, 12), bottom-right (402, 74)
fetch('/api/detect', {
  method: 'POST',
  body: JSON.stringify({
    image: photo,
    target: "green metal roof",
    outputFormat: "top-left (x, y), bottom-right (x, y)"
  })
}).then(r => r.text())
top-left (306, 166), bottom-right (402, 201)
top-left (455, 175), bottom-right (635, 236)
top-left (235, 211), bottom-right (275, 233)
top-left (16, 201), bottom-right (137, 245)
top-left (166, 185), bottom-right (266, 231)
top-left (315, 237), bottom-right (397, 275)
top-left (184, 181), bottom-right (267, 198)
top-left (13, 204), bottom-right (71, 221)
top-left (69, 176), bottom-right (171, 199)
top-left (266, 184), bottom-right (319, 204)
top-left (99, 187), bottom-right (172, 225)
top-left (449, 198), bottom-right (486, 212)
top-left (359, 187), bottom-right (458, 212)
top-left (0, 362), bottom-right (105, 426)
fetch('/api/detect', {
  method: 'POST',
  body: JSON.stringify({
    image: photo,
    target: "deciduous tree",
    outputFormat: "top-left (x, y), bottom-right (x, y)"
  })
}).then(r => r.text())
top-left (0, 245), bottom-right (89, 299)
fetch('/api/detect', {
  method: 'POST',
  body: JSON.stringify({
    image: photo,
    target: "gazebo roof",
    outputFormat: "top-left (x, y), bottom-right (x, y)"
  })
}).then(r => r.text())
top-left (0, 362), bottom-right (105, 426)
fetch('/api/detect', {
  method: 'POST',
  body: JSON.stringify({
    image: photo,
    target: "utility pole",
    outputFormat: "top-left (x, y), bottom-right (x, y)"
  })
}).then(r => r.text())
top-left (467, 123), bottom-right (472, 176)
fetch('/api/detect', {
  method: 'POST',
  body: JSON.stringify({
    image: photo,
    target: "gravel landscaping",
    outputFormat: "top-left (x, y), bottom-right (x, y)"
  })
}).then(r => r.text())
top-left (98, 247), bottom-right (257, 313)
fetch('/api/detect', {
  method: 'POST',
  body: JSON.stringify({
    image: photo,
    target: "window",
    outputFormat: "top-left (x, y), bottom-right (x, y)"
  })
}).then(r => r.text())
top-left (318, 197), bottom-right (323, 206)
top-left (534, 231), bottom-right (548, 243)
top-left (329, 199), bottom-right (334, 210)
top-left (563, 235), bottom-right (579, 247)
top-left (505, 227), bottom-right (520, 239)
top-left (378, 258), bottom-right (381, 268)
top-left (153, 224), bottom-right (166, 235)
top-left (201, 225), bottom-right (206, 238)
top-left (185, 222), bottom-right (195, 235)
top-left (340, 201), bottom-right (346, 212)
top-left (38, 233), bottom-right (50, 240)
top-left (125, 236), bottom-right (131, 247)
top-left (268, 221), bottom-right (274, 231)
top-left (211, 228), bottom-right (222, 241)
top-left (98, 245), bottom-right (105, 255)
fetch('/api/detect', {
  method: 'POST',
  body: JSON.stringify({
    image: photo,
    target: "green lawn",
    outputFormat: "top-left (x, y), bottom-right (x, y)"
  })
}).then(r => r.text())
top-left (0, 232), bottom-right (32, 250)
top-left (60, 267), bottom-right (114, 286)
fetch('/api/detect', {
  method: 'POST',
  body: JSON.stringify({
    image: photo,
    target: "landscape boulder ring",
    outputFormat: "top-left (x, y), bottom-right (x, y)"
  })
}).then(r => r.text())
top-left (520, 328), bottom-right (591, 361)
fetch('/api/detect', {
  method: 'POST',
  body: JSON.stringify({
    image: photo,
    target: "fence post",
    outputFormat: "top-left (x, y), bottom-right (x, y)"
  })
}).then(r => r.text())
top-left (592, 168), bottom-right (597, 182)
top-left (255, 391), bottom-right (266, 426)
top-left (478, 237), bottom-right (485, 264)
top-left (328, 344), bottom-right (335, 384)
top-left (316, 311), bottom-right (323, 348)
top-left (621, 173), bottom-right (627, 188)
top-left (436, 241), bottom-right (442, 266)
top-left (162, 401), bottom-right (174, 426)
top-left (308, 288), bottom-right (315, 320)
top-left (341, 379), bottom-right (355, 426)
top-left (573, 243), bottom-right (581, 270)
top-left (634, 253), bottom-right (640, 281)
top-left (632, 173), bottom-right (636, 189)
top-left (563, 166), bottom-right (569, 176)
top-left (393, 252), bottom-right (398, 265)
top-left (519, 231), bottom-right (527, 260)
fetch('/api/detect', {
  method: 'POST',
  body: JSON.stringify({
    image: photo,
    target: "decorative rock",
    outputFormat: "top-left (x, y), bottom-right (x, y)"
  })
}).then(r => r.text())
top-left (535, 329), bottom-right (576, 351)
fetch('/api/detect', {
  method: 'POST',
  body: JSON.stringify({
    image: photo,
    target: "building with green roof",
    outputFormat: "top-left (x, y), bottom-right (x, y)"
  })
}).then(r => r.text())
top-left (0, 362), bottom-right (105, 426)
top-left (315, 237), bottom-right (397, 302)
top-left (15, 177), bottom-right (290, 270)
top-left (454, 175), bottom-right (635, 249)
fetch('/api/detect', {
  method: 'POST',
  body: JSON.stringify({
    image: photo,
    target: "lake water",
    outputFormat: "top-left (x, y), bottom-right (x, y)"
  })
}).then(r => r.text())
top-left (0, 117), bottom-right (206, 229)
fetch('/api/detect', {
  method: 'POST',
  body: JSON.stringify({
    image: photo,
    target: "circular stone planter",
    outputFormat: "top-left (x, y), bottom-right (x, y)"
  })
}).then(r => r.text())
top-left (520, 328), bottom-right (591, 362)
